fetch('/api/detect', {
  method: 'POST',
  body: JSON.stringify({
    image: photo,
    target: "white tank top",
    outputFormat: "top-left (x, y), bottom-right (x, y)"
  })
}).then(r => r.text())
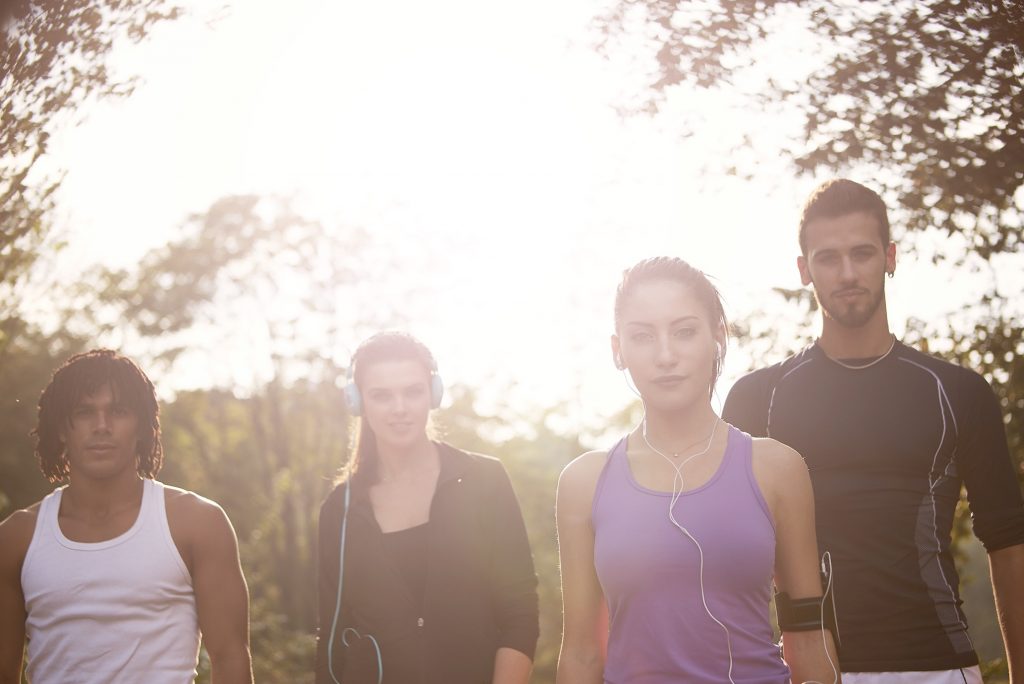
top-left (21, 479), bottom-right (200, 683)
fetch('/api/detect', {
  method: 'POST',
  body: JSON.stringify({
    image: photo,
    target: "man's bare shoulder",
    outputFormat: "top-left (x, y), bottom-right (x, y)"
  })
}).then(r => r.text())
top-left (162, 484), bottom-right (234, 537)
top-left (0, 503), bottom-right (42, 565)
top-left (162, 485), bottom-right (239, 573)
top-left (164, 483), bottom-right (221, 509)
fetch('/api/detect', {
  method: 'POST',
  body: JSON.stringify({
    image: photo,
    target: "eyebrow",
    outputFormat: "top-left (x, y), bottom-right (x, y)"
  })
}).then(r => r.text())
top-left (73, 395), bottom-right (109, 408)
top-left (813, 243), bottom-right (879, 256)
top-left (70, 398), bottom-right (126, 415)
top-left (625, 316), bottom-right (700, 328)
top-left (365, 381), bottom-right (427, 393)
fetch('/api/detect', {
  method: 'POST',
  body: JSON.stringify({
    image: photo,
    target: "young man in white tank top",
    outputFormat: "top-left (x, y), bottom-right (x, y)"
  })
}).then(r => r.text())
top-left (0, 349), bottom-right (253, 684)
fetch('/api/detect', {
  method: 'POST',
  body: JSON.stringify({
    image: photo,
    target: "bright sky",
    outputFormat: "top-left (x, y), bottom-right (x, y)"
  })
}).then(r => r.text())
top-left (32, 0), bottom-right (983, 435)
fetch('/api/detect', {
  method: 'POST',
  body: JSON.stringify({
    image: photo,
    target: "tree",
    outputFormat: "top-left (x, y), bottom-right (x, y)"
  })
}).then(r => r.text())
top-left (0, 0), bottom-right (183, 322)
top-left (89, 194), bottom-right (395, 376)
top-left (0, 320), bottom-right (88, 514)
top-left (596, 0), bottom-right (1023, 261)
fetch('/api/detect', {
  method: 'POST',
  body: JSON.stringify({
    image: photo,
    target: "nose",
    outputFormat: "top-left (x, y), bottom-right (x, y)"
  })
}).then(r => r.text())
top-left (838, 255), bottom-right (857, 283)
top-left (94, 409), bottom-right (113, 432)
top-left (655, 334), bottom-right (677, 369)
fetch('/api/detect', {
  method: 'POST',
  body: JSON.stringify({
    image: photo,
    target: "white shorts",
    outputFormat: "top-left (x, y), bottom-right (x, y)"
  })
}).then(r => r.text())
top-left (842, 666), bottom-right (983, 684)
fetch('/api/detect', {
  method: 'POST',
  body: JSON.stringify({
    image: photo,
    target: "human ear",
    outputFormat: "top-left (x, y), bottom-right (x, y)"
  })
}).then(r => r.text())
top-left (797, 255), bottom-right (812, 286)
top-left (714, 328), bottom-right (726, 361)
top-left (885, 242), bottom-right (896, 277)
top-left (610, 334), bottom-right (624, 370)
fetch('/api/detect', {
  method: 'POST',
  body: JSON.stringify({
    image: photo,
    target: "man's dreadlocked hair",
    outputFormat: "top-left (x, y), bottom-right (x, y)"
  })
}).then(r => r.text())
top-left (33, 349), bottom-right (163, 483)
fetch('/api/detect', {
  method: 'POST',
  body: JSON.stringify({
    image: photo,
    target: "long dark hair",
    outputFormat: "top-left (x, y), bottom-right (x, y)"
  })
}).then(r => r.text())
top-left (339, 332), bottom-right (438, 490)
top-left (33, 349), bottom-right (163, 483)
top-left (614, 256), bottom-right (728, 398)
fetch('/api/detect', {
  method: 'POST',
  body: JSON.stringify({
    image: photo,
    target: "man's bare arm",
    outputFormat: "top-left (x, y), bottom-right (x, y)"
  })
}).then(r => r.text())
top-left (174, 495), bottom-right (253, 684)
top-left (0, 509), bottom-right (36, 684)
top-left (990, 543), bottom-right (1024, 684)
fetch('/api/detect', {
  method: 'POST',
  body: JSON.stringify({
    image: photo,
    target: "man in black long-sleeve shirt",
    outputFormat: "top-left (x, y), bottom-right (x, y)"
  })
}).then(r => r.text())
top-left (724, 179), bottom-right (1024, 684)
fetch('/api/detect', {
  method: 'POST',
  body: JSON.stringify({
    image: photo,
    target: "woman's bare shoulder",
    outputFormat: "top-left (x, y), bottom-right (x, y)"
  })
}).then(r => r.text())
top-left (751, 437), bottom-right (807, 473)
top-left (558, 449), bottom-right (611, 510)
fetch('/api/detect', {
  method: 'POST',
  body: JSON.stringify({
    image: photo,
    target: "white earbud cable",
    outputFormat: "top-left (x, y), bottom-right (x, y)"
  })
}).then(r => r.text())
top-left (801, 550), bottom-right (839, 684)
top-left (642, 416), bottom-right (736, 684)
top-left (621, 367), bottom-right (737, 683)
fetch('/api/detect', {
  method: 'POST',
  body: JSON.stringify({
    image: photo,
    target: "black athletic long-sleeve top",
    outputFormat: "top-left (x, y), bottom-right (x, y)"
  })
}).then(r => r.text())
top-left (724, 341), bottom-right (1024, 673)
top-left (315, 443), bottom-right (539, 684)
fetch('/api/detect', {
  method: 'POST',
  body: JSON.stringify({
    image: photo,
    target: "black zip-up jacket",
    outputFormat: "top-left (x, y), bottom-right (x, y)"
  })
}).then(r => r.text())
top-left (315, 443), bottom-right (539, 684)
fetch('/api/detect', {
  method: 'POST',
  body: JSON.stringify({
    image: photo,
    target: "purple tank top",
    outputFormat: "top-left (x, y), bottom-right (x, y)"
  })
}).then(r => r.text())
top-left (593, 426), bottom-right (790, 684)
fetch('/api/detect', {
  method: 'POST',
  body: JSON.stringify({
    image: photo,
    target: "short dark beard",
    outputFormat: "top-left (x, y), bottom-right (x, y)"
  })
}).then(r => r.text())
top-left (817, 280), bottom-right (885, 328)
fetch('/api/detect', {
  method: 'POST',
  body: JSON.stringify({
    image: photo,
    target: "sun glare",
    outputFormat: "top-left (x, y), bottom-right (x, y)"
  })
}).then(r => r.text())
top-left (46, 0), bottom-right (858, 421)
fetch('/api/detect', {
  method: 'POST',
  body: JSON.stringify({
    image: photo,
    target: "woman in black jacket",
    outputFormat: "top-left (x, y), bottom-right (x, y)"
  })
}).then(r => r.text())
top-left (315, 332), bottom-right (539, 684)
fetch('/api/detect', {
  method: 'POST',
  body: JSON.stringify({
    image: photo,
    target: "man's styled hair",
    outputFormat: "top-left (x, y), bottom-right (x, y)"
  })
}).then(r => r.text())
top-left (33, 349), bottom-right (163, 483)
top-left (799, 179), bottom-right (890, 254)
top-left (614, 256), bottom-right (728, 397)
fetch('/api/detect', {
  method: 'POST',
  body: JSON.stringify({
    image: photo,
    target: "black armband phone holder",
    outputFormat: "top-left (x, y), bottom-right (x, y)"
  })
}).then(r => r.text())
top-left (775, 592), bottom-right (830, 630)
top-left (775, 554), bottom-right (841, 650)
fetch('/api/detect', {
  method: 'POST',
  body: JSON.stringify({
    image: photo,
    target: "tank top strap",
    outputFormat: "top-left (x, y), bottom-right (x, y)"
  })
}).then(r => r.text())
top-left (721, 426), bottom-right (775, 529)
top-left (39, 486), bottom-right (60, 523)
top-left (591, 436), bottom-right (628, 516)
top-left (33, 487), bottom-right (62, 548)
top-left (608, 435), bottom-right (629, 471)
top-left (718, 426), bottom-right (753, 481)
top-left (147, 480), bottom-right (191, 582)
top-left (143, 478), bottom-right (160, 515)
top-left (142, 479), bottom-right (163, 534)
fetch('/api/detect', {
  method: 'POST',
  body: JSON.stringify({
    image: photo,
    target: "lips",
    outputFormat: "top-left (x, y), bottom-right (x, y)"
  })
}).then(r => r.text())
top-left (652, 375), bottom-right (687, 387)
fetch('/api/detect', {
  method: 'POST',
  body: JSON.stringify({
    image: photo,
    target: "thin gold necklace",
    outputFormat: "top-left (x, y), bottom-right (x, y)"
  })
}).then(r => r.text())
top-left (641, 416), bottom-right (720, 462)
top-left (822, 334), bottom-right (897, 370)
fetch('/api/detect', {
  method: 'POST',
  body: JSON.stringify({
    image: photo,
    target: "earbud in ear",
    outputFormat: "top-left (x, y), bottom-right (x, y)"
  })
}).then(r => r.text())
top-left (615, 353), bottom-right (625, 370)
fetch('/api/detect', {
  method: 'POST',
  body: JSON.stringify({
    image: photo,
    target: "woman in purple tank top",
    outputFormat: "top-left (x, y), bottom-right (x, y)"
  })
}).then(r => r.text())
top-left (556, 257), bottom-right (840, 684)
